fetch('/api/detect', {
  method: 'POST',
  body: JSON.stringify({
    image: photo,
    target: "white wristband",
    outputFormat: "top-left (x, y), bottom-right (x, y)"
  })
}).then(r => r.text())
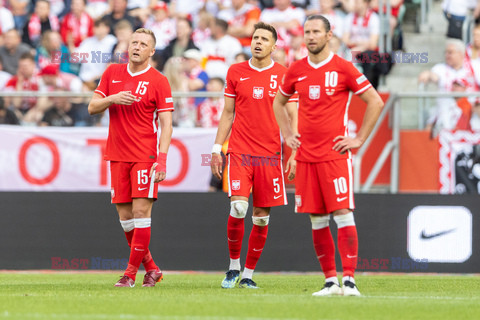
top-left (211, 144), bottom-right (222, 154)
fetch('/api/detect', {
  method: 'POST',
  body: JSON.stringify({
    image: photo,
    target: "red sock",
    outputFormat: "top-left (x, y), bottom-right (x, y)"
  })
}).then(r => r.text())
top-left (227, 215), bottom-right (244, 259)
top-left (337, 226), bottom-right (358, 278)
top-left (312, 227), bottom-right (337, 278)
top-left (124, 230), bottom-right (158, 272)
top-left (125, 227), bottom-right (151, 280)
top-left (245, 224), bottom-right (268, 270)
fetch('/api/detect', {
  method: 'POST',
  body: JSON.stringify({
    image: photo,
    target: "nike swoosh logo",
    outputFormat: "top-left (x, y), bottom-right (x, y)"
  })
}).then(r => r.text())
top-left (336, 196), bottom-right (347, 202)
top-left (298, 76), bottom-right (307, 81)
top-left (134, 248), bottom-right (145, 251)
top-left (112, 80), bottom-right (122, 83)
top-left (420, 228), bottom-right (456, 240)
top-left (228, 238), bottom-right (238, 242)
top-left (274, 195), bottom-right (282, 199)
top-left (240, 77), bottom-right (250, 81)
top-left (138, 187), bottom-right (148, 191)
top-left (347, 254), bottom-right (357, 258)
top-left (253, 248), bottom-right (263, 252)
top-left (317, 254), bottom-right (325, 259)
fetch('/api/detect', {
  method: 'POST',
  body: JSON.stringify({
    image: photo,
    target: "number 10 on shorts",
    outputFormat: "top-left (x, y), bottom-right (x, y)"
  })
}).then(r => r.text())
top-left (333, 177), bottom-right (347, 195)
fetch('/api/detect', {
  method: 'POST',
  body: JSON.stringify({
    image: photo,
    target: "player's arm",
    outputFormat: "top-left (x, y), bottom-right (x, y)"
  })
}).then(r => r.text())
top-left (151, 111), bottom-right (173, 183)
top-left (332, 87), bottom-right (384, 154)
top-left (87, 91), bottom-right (137, 115)
top-left (211, 96), bottom-right (235, 180)
top-left (273, 93), bottom-right (301, 150)
top-left (284, 100), bottom-right (298, 181)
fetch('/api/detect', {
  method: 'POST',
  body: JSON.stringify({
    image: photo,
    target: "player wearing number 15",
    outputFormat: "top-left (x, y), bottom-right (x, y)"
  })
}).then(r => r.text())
top-left (273, 15), bottom-right (384, 296)
top-left (211, 22), bottom-right (297, 289)
top-left (88, 28), bottom-right (174, 287)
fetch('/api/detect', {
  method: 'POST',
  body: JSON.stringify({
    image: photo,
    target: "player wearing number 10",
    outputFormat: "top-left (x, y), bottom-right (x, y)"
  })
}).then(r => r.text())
top-left (273, 15), bottom-right (384, 296)
top-left (88, 28), bottom-right (174, 287)
top-left (211, 22), bottom-right (297, 289)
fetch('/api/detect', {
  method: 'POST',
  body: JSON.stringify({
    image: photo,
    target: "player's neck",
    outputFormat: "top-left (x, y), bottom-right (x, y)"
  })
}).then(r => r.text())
top-left (308, 48), bottom-right (332, 64)
top-left (250, 57), bottom-right (272, 69)
top-left (128, 62), bottom-right (150, 74)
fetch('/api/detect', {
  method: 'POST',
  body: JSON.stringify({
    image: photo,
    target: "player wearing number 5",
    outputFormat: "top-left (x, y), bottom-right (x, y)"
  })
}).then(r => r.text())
top-left (211, 22), bottom-right (297, 289)
top-left (273, 15), bottom-right (383, 296)
top-left (88, 28), bottom-right (173, 287)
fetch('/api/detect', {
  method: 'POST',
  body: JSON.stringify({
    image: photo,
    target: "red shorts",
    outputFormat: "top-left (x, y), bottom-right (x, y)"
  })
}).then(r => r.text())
top-left (294, 159), bottom-right (355, 214)
top-left (110, 161), bottom-right (158, 204)
top-left (227, 153), bottom-right (287, 207)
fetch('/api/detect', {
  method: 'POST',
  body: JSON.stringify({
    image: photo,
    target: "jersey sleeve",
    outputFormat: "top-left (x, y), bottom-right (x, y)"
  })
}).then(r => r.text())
top-left (94, 65), bottom-right (111, 98)
top-left (344, 61), bottom-right (372, 95)
top-left (224, 66), bottom-right (236, 98)
top-left (156, 76), bottom-right (174, 112)
top-left (279, 67), bottom-right (296, 97)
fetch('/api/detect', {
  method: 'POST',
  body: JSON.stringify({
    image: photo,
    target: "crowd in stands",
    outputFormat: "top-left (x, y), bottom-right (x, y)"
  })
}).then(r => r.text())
top-left (1, 0), bottom-right (479, 130)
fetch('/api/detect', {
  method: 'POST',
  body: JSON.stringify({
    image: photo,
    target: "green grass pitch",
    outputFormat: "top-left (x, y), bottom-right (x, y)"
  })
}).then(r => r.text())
top-left (0, 272), bottom-right (479, 320)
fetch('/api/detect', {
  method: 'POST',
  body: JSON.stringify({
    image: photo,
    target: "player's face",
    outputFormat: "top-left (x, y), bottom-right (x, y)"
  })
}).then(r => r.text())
top-left (304, 19), bottom-right (332, 55)
top-left (128, 33), bottom-right (155, 64)
top-left (250, 29), bottom-right (276, 60)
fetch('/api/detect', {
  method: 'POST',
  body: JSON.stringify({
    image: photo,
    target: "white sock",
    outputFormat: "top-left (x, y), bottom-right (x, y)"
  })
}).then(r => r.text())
top-left (325, 276), bottom-right (339, 286)
top-left (242, 267), bottom-right (254, 280)
top-left (229, 258), bottom-right (241, 271)
top-left (342, 275), bottom-right (355, 285)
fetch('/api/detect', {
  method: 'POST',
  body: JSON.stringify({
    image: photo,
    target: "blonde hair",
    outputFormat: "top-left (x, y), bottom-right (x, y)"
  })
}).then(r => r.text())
top-left (134, 28), bottom-right (156, 48)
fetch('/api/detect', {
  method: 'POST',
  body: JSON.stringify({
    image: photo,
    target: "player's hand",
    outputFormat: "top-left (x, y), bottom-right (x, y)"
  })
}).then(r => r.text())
top-left (285, 153), bottom-right (296, 181)
top-left (211, 153), bottom-right (223, 180)
top-left (149, 163), bottom-right (166, 183)
top-left (110, 91), bottom-right (136, 105)
top-left (332, 135), bottom-right (363, 154)
top-left (285, 133), bottom-right (301, 150)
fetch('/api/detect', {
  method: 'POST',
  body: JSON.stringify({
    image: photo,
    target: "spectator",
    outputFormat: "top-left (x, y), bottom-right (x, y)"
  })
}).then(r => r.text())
top-left (0, 4), bottom-right (15, 41)
top-left (182, 48), bottom-right (209, 107)
top-left (4, 52), bottom-right (40, 122)
top-left (320, 0), bottom-right (346, 38)
top-left (204, 0), bottom-right (231, 16)
top-left (466, 23), bottom-right (480, 62)
top-left (259, 0), bottom-right (306, 49)
top-left (329, 34), bottom-right (354, 62)
top-left (158, 17), bottom-right (198, 71)
top-left (292, 0), bottom-right (321, 15)
top-left (197, 77), bottom-right (225, 128)
top-left (442, 0), bottom-right (476, 40)
top-left (0, 56), bottom-right (12, 90)
top-left (8, 0), bottom-right (30, 30)
top-left (418, 39), bottom-right (476, 92)
top-left (0, 29), bottom-right (31, 76)
top-left (36, 31), bottom-right (77, 75)
top-left (39, 92), bottom-right (75, 127)
top-left (103, 0), bottom-right (142, 35)
top-left (200, 18), bottom-right (242, 78)
top-left (218, 0), bottom-right (261, 52)
top-left (0, 96), bottom-right (20, 125)
top-left (162, 56), bottom-right (189, 126)
top-left (111, 19), bottom-right (133, 63)
top-left (144, 1), bottom-right (176, 50)
top-left (169, 0), bottom-right (204, 22)
top-left (426, 79), bottom-right (473, 134)
top-left (343, 0), bottom-right (381, 88)
top-left (22, 0), bottom-right (60, 48)
top-left (234, 51), bottom-right (249, 63)
top-left (285, 25), bottom-right (307, 66)
top-left (470, 98), bottom-right (480, 130)
top-left (50, 0), bottom-right (72, 19)
top-left (127, 0), bottom-right (156, 24)
top-left (192, 9), bottom-right (213, 48)
top-left (85, 0), bottom-right (110, 19)
top-left (77, 18), bottom-right (117, 90)
top-left (60, 0), bottom-right (94, 53)
top-left (272, 47), bottom-right (288, 66)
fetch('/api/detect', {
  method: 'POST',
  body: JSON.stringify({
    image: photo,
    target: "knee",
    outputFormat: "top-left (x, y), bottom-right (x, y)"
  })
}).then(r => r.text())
top-left (132, 208), bottom-right (150, 219)
top-left (252, 215), bottom-right (270, 226)
top-left (230, 200), bottom-right (248, 219)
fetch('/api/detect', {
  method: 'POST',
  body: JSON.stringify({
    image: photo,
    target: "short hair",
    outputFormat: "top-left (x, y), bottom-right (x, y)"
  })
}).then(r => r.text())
top-left (446, 38), bottom-right (466, 55)
top-left (134, 28), bottom-right (157, 48)
top-left (114, 19), bottom-right (133, 32)
top-left (214, 18), bottom-right (229, 33)
top-left (19, 52), bottom-right (35, 62)
top-left (209, 77), bottom-right (225, 87)
top-left (253, 22), bottom-right (278, 43)
top-left (305, 15), bottom-right (331, 33)
top-left (94, 17), bottom-right (110, 28)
